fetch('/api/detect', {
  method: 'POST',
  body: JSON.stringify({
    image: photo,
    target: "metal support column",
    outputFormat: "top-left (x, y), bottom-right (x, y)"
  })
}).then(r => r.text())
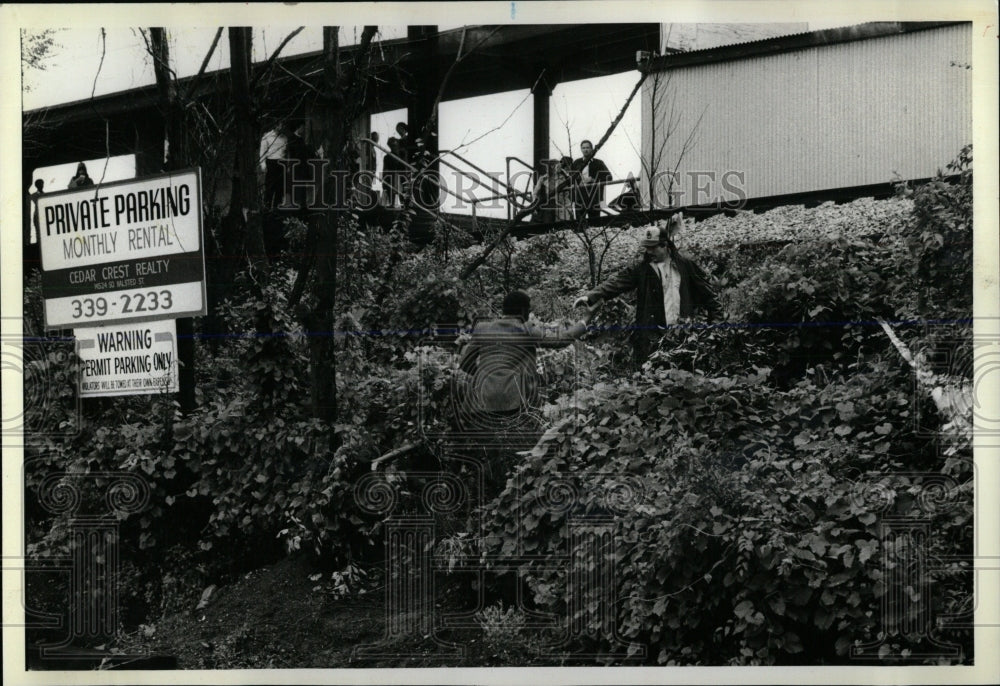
top-left (533, 72), bottom-right (552, 169)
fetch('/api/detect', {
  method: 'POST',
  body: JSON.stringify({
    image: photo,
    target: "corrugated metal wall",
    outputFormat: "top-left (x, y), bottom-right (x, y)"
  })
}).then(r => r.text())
top-left (641, 24), bottom-right (972, 208)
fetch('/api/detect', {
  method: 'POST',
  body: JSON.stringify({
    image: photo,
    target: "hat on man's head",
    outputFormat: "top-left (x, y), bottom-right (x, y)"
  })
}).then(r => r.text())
top-left (641, 212), bottom-right (686, 247)
top-left (640, 226), bottom-right (665, 248)
top-left (647, 212), bottom-right (686, 243)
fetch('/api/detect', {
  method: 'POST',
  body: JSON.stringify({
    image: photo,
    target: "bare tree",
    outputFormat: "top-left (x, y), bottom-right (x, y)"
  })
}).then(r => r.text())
top-left (142, 27), bottom-right (199, 411)
top-left (550, 93), bottom-right (575, 162)
top-left (629, 69), bottom-right (705, 212)
top-left (139, 26), bottom-right (305, 407)
top-left (393, 27), bottom-right (502, 241)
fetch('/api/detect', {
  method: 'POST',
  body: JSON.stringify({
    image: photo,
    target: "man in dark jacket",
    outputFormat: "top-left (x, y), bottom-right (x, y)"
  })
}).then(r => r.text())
top-left (570, 140), bottom-right (612, 222)
top-left (574, 214), bottom-right (720, 365)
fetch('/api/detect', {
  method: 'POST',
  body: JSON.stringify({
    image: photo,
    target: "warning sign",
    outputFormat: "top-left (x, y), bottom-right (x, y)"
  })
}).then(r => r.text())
top-left (75, 319), bottom-right (178, 397)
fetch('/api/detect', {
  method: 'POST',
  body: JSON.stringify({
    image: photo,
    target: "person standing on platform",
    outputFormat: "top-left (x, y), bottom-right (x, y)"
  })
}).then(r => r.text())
top-left (382, 137), bottom-right (406, 208)
top-left (355, 131), bottom-right (380, 209)
top-left (395, 122), bottom-right (411, 163)
top-left (530, 159), bottom-right (560, 224)
top-left (67, 162), bottom-right (94, 189)
top-left (366, 131), bottom-right (379, 173)
top-left (570, 140), bottom-right (612, 222)
top-left (553, 157), bottom-right (575, 222)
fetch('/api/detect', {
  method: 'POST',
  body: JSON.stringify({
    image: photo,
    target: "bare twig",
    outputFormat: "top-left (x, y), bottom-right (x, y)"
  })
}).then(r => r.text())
top-left (671, 104), bottom-right (707, 178)
top-left (275, 61), bottom-right (322, 94)
top-left (139, 28), bottom-right (180, 83)
top-left (420, 26), bottom-right (502, 142)
top-left (450, 70), bottom-right (545, 156)
top-left (90, 28), bottom-right (111, 186)
top-left (253, 26), bottom-right (304, 88)
top-left (135, 27), bottom-right (151, 57)
top-left (596, 225), bottom-right (628, 282)
top-left (183, 27), bottom-right (224, 102)
top-left (551, 93), bottom-right (574, 159)
top-left (90, 28), bottom-right (106, 101)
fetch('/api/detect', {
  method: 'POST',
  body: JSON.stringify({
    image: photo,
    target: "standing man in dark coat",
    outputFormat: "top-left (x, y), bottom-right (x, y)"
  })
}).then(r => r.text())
top-left (394, 122), bottom-right (412, 163)
top-left (570, 139), bottom-right (612, 222)
top-left (574, 214), bottom-right (720, 366)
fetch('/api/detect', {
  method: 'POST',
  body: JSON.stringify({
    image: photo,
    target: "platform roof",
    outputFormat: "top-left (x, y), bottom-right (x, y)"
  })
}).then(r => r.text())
top-left (23, 24), bottom-right (659, 143)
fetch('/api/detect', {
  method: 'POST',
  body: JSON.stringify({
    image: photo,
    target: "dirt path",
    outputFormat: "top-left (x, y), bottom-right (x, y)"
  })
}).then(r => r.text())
top-left (136, 555), bottom-right (550, 668)
top-left (140, 556), bottom-right (385, 668)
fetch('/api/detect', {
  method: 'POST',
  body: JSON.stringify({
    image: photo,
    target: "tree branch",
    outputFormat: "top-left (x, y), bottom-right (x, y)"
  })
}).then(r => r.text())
top-left (183, 27), bottom-right (224, 102)
top-left (670, 103), bottom-right (707, 180)
top-left (252, 26), bottom-right (304, 88)
top-left (419, 26), bottom-right (501, 143)
top-left (458, 202), bottom-right (535, 280)
top-left (371, 442), bottom-right (422, 469)
top-left (87, 29), bottom-right (112, 186)
top-left (448, 70), bottom-right (544, 156)
top-left (275, 61), bottom-right (322, 95)
top-left (590, 71), bottom-right (647, 158)
top-left (143, 28), bottom-right (180, 86)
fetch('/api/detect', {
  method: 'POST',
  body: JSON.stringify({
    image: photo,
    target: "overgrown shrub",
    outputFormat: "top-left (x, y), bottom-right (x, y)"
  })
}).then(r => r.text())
top-left (895, 144), bottom-right (973, 320)
top-left (481, 353), bottom-right (971, 664)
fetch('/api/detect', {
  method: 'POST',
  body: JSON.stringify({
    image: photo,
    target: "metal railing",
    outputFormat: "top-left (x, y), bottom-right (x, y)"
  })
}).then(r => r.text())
top-left (505, 155), bottom-right (537, 222)
top-left (360, 138), bottom-right (641, 226)
top-left (361, 139), bottom-right (533, 227)
top-left (440, 149), bottom-right (532, 224)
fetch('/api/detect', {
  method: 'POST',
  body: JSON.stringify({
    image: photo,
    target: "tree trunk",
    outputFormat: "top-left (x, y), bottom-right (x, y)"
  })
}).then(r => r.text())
top-left (307, 27), bottom-right (345, 433)
top-left (148, 28), bottom-right (196, 413)
top-left (303, 26), bottom-right (378, 436)
top-left (150, 28), bottom-right (186, 172)
top-left (228, 27), bottom-right (270, 285)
